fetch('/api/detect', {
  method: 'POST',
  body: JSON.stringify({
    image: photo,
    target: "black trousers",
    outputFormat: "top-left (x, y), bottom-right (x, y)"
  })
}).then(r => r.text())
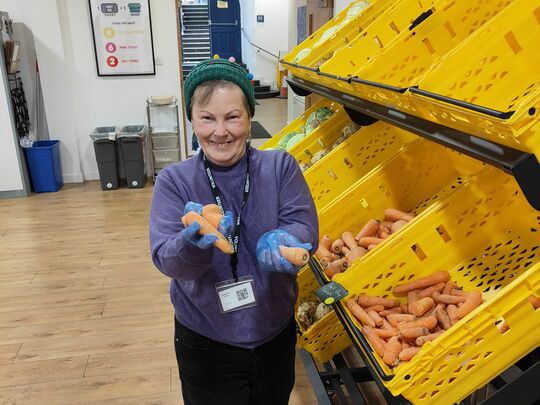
top-left (174, 316), bottom-right (296, 405)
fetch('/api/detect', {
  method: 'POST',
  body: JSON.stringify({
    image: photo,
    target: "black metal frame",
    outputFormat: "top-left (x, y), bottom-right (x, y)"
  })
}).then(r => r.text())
top-left (287, 76), bottom-right (540, 212)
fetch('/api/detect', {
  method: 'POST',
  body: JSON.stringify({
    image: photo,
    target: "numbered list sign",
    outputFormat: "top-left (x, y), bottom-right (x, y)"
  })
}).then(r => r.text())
top-left (89, 0), bottom-right (156, 76)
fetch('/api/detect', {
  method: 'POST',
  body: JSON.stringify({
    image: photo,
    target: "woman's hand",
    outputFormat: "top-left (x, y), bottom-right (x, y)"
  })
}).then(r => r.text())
top-left (183, 201), bottom-right (235, 239)
top-left (256, 230), bottom-right (312, 273)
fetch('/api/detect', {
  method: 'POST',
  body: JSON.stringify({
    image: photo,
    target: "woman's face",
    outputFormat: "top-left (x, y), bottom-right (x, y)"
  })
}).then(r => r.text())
top-left (191, 85), bottom-right (251, 167)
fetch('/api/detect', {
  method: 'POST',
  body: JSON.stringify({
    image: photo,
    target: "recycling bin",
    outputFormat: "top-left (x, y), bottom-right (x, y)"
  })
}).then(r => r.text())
top-left (23, 140), bottom-right (63, 192)
top-left (117, 125), bottom-right (147, 188)
top-left (90, 126), bottom-right (119, 190)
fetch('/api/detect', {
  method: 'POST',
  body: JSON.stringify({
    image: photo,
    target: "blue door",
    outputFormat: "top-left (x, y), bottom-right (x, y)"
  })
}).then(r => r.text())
top-left (209, 0), bottom-right (242, 62)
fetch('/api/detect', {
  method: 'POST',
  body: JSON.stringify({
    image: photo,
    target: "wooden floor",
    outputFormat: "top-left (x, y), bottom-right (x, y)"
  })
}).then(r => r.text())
top-left (0, 97), bottom-right (321, 404)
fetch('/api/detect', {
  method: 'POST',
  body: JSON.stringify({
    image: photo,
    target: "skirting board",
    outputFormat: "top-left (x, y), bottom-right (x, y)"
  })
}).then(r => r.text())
top-left (0, 189), bottom-right (28, 199)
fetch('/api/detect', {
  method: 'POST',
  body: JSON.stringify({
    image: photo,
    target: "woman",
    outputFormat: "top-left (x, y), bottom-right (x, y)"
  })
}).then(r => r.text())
top-left (149, 58), bottom-right (318, 405)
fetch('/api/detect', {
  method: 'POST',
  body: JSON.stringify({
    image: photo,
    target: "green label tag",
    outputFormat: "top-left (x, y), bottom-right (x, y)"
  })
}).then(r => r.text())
top-left (316, 281), bottom-right (348, 305)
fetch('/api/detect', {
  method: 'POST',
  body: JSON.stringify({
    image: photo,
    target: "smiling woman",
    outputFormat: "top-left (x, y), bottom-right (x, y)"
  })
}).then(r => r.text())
top-left (148, 58), bottom-right (319, 405)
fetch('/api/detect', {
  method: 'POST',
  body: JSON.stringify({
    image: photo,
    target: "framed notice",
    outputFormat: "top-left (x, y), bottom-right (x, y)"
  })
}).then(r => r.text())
top-left (88, 0), bottom-right (156, 76)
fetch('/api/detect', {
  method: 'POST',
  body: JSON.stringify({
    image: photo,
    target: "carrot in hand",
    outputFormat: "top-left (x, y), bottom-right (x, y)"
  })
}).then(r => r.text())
top-left (279, 246), bottom-right (309, 266)
top-left (181, 211), bottom-right (233, 254)
top-left (393, 271), bottom-right (451, 296)
top-left (201, 204), bottom-right (222, 216)
top-left (203, 212), bottom-right (224, 229)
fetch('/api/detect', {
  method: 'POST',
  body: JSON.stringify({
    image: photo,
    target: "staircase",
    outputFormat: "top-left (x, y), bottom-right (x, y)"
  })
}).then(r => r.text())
top-left (252, 80), bottom-right (280, 99)
top-left (181, 4), bottom-right (211, 79)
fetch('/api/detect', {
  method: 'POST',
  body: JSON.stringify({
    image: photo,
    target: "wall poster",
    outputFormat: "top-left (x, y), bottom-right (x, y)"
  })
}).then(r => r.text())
top-left (88, 0), bottom-right (156, 76)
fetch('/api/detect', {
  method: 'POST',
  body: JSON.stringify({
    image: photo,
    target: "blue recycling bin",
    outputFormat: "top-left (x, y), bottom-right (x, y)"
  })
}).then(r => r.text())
top-left (23, 140), bottom-right (63, 192)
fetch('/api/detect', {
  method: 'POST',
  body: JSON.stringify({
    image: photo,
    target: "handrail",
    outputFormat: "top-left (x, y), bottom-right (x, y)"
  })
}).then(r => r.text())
top-left (240, 28), bottom-right (279, 59)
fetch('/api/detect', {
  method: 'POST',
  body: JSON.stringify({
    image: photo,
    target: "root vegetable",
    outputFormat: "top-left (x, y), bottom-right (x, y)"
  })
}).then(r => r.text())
top-left (346, 298), bottom-right (375, 327)
top-left (355, 219), bottom-right (380, 240)
top-left (391, 220), bottom-right (408, 234)
top-left (410, 297), bottom-right (436, 317)
top-left (447, 304), bottom-right (459, 325)
top-left (202, 204), bottom-right (222, 216)
top-left (457, 291), bottom-right (483, 319)
top-left (417, 282), bottom-right (446, 299)
top-left (181, 211), bottom-right (233, 254)
top-left (314, 244), bottom-right (332, 260)
top-left (398, 316), bottom-right (437, 330)
top-left (375, 328), bottom-right (399, 339)
top-left (383, 336), bottom-right (402, 366)
top-left (362, 326), bottom-right (386, 357)
top-left (399, 347), bottom-right (421, 361)
top-left (380, 307), bottom-right (403, 316)
top-left (442, 282), bottom-right (456, 295)
top-left (387, 313), bottom-right (416, 327)
top-left (357, 295), bottom-right (399, 309)
top-left (358, 236), bottom-right (384, 248)
top-left (433, 292), bottom-right (467, 305)
top-left (399, 326), bottom-right (429, 339)
top-left (346, 246), bottom-right (367, 266)
top-left (279, 246), bottom-right (309, 266)
top-left (320, 235), bottom-right (333, 250)
top-left (203, 212), bottom-right (224, 229)
top-left (365, 305), bottom-right (385, 313)
top-left (368, 310), bottom-right (383, 327)
top-left (393, 271), bottom-right (451, 296)
top-left (331, 239), bottom-right (345, 254)
top-left (384, 208), bottom-right (415, 222)
top-left (415, 331), bottom-right (445, 346)
top-left (435, 306), bottom-right (452, 330)
top-left (341, 231), bottom-right (357, 250)
top-left (529, 295), bottom-right (540, 309)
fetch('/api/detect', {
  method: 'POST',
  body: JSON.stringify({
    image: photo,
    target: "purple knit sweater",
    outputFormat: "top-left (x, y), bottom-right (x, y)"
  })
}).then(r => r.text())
top-left (149, 147), bottom-right (318, 348)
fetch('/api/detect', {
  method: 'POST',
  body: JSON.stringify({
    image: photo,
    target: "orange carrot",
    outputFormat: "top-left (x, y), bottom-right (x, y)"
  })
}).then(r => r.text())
top-left (499, 321), bottom-right (510, 334)
top-left (346, 298), bottom-right (375, 327)
top-left (320, 235), bottom-right (333, 251)
top-left (384, 208), bottom-right (415, 222)
top-left (365, 305), bottom-right (385, 313)
top-left (387, 313), bottom-right (416, 327)
top-left (181, 211), bottom-right (233, 254)
top-left (203, 212), bottom-right (224, 229)
top-left (407, 291), bottom-right (419, 314)
top-left (314, 244), bottom-right (332, 260)
top-left (358, 236), bottom-right (384, 249)
top-left (375, 328), bottom-right (399, 339)
top-left (355, 219), bottom-right (380, 240)
top-left (201, 204), bottom-right (222, 216)
top-left (367, 244), bottom-right (378, 251)
top-left (435, 306), bottom-right (452, 330)
top-left (447, 304), bottom-right (459, 325)
top-left (415, 331), bottom-right (444, 346)
top-left (442, 282), bottom-right (456, 295)
top-left (410, 297), bottom-right (436, 317)
top-left (433, 291), bottom-right (467, 305)
top-left (391, 220), bottom-right (408, 234)
top-left (381, 318), bottom-right (394, 330)
top-left (346, 246), bottom-right (367, 266)
top-left (368, 310), bottom-right (383, 327)
top-left (381, 221), bottom-right (394, 231)
top-left (399, 347), bottom-right (421, 361)
top-left (362, 326), bottom-right (386, 357)
top-left (324, 259), bottom-right (346, 279)
top-left (399, 326), bottom-right (429, 339)
top-left (341, 246), bottom-right (351, 256)
top-left (457, 291), bottom-right (483, 319)
top-left (528, 295), bottom-right (540, 309)
top-left (383, 336), bottom-right (402, 366)
top-left (279, 246), bottom-right (309, 266)
top-left (400, 304), bottom-right (409, 314)
top-left (377, 227), bottom-right (390, 239)
top-left (398, 316), bottom-right (437, 330)
top-left (380, 307), bottom-right (403, 316)
top-left (319, 256), bottom-right (330, 269)
top-left (417, 282), bottom-right (446, 299)
top-left (451, 289), bottom-right (468, 297)
top-left (341, 231), bottom-right (357, 250)
top-left (357, 295), bottom-right (399, 309)
top-left (331, 239), bottom-right (345, 254)
top-left (393, 271), bottom-right (451, 296)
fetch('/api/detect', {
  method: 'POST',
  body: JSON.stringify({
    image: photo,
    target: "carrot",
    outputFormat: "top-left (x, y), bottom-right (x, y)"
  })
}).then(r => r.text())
top-left (341, 246), bottom-right (351, 256)
top-left (393, 271), bottom-right (451, 296)
top-left (407, 291), bottom-right (419, 314)
top-left (499, 321), bottom-right (510, 334)
top-left (346, 298), bottom-right (375, 327)
top-left (435, 305), bottom-right (452, 330)
top-left (319, 256), bottom-right (330, 269)
top-left (331, 239), bottom-right (345, 254)
top-left (528, 295), bottom-right (540, 309)
top-left (368, 310), bottom-right (383, 327)
top-left (320, 235), bottom-right (333, 251)
top-left (400, 304), bottom-right (409, 314)
top-left (384, 208), bottom-right (415, 223)
top-left (381, 221), bottom-right (394, 231)
top-left (457, 291), bottom-right (483, 319)
top-left (378, 227), bottom-right (391, 239)
top-left (314, 244), bottom-right (332, 260)
top-left (433, 291), bottom-right (467, 305)
top-left (279, 246), bottom-right (309, 266)
top-left (357, 236), bottom-right (384, 249)
top-left (355, 219), bottom-right (380, 240)
top-left (324, 260), bottom-right (344, 279)
top-left (341, 231), bottom-right (357, 250)
top-left (381, 318), bottom-right (394, 330)
top-left (451, 289), bottom-right (469, 297)
top-left (367, 244), bottom-right (378, 251)
top-left (375, 328), bottom-right (399, 339)
top-left (365, 305), bottom-right (385, 313)
top-left (346, 246), bottom-right (367, 266)
top-left (201, 204), bottom-right (222, 216)
top-left (380, 307), bottom-right (403, 316)
top-left (410, 297), bottom-right (436, 317)
top-left (415, 331), bottom-right (444, 346)
top-left (387, 313), bottom-right (416, 327)
top-left (447, 304), bottom-right (459, 325)
top-left (442, 282), bottom-right (456, 295)
top-left (391, 220), bottom-right (408, 234)
top-left (181, 211), bottom-right (233, 254)
top-left (399, 326), bottom-right (429, 339)
top-left (362, 326), bottom-right (386, 357)
top-left (399, 347), bottom-right (421, 361)
top-left (203, 212), bottom-right (224, 229)
top-left (357, 295), bottom-right (399, 309)
top-left (417, 282), bottom-right (446, 299)
top-left (383, 336), bottom-right (402, 366)
top-left (398, 316), bottom-right (437, 330)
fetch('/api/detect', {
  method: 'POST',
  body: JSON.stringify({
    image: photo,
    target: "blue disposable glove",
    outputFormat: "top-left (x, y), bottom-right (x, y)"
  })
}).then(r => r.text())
top-left (180, 221), bottom-right (218, 249)
top-left (183, 201), bottom-right (235, 238)
top-left (256, 229), bottom-right (312, 273)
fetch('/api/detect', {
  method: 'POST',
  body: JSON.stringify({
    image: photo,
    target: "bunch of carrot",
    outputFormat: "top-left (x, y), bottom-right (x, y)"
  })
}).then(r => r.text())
top-left (345, 271), bottom-right (489, 368)
top-left (315, 208), bottom-right (415, 279)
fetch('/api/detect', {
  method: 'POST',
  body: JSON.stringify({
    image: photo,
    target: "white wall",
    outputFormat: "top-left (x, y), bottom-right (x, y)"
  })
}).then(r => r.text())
top-left (334, 0), bottom-right (354, 15)
top-left (1, 0), bottom-right (183, 182)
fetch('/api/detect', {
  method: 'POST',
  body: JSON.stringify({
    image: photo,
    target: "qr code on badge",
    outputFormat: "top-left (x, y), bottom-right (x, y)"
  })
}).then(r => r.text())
top-left (236, 288), bottom-right (249, 301)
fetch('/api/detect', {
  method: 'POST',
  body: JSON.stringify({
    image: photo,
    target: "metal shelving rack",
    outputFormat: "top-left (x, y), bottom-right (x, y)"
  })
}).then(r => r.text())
top-left (146, 97), bottom-right (181, 183)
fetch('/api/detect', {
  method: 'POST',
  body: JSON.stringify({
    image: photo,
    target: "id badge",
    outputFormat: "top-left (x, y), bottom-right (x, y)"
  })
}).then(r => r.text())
top-left (216, 276), bottom-right (257, 313)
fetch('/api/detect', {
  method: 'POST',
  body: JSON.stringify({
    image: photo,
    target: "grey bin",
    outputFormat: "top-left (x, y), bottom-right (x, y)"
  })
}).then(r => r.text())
top-left (117, 125), bottom-right (147, 188)
top-left (90, 127), bottom-right (119, 191)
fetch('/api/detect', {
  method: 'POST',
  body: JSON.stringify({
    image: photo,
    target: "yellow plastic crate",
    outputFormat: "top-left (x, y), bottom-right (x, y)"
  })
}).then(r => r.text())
top-left (258, 98), bottom-right (339, 150)
top-left (304, 122), bottom-right (415, 211)
top-left (283, 0), bottom-right (397, 82)
top-left (410, 0), bottom-right (540, 152)
top-left (316, 139), bottom-right (486, 280)
top-left (295, 266), bottom-right (351, 363)
top-left (336, 167), bottom-right (540, 404)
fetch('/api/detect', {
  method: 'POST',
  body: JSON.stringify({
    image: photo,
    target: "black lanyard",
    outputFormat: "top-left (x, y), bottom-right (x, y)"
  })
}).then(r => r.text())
top-left (202, 151), bottom-right (250, 282)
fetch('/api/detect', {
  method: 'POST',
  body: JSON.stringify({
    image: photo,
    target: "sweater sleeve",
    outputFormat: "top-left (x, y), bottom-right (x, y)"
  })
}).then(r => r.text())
top-left (149, 169), bottom-right (214, 280)
top-left (278, 153), bottom-right (319, 254)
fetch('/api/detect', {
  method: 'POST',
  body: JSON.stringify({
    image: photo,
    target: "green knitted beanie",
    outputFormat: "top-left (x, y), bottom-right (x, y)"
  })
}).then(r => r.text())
top-left (184, 58), bottom-right (255, 121)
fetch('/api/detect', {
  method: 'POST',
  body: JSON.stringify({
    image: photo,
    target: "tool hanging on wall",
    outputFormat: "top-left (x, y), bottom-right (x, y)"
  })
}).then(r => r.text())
top-left (9, 75), bottom-right (30, 137)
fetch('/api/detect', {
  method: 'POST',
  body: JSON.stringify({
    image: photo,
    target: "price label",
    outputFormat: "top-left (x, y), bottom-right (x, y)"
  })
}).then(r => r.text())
top-left (316, 281), bottom-right (348, 305)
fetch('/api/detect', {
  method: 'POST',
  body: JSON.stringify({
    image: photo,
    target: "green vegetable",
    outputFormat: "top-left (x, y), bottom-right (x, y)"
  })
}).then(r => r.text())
top-left (277, 131), bottom-right (298, 150)
top-left (305, 107), bottom-right (334, 135)
top-left (286, 133), bottom-right (306, 150)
